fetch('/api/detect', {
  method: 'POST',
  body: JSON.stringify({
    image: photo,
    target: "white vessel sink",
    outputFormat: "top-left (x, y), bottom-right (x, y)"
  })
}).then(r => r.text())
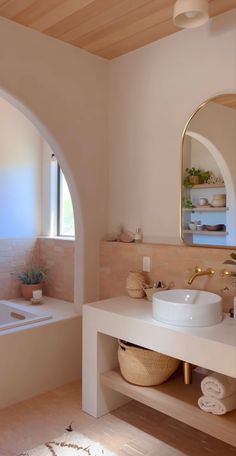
top-left (152, 289), bottom-right (222, 327)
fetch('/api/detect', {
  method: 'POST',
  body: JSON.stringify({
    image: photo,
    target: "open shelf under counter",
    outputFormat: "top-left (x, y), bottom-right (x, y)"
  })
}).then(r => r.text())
top-left (101, 369), bottom-right (236, 447)
top-left (83, 296), bottom-right (236, 446)
top-left (183, 229), bottom-right (228, 236)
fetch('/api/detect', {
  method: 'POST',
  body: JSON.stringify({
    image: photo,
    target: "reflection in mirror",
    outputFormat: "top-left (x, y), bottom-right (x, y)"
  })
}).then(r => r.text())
top-left (181, 94), bottom-right (236, 247)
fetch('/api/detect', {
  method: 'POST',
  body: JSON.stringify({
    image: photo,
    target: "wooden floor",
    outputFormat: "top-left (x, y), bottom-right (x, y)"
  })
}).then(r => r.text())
top-left (0, 381), bottom-right (235, 456)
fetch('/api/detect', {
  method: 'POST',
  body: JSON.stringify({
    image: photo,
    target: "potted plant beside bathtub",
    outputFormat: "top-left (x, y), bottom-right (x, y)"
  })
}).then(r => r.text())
top-left (14, 266), bottom-right (47, 300)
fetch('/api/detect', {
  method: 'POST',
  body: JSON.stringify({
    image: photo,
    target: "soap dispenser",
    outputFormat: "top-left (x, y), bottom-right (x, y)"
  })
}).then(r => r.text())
top-left (134, 228), bottom-right (142, 243)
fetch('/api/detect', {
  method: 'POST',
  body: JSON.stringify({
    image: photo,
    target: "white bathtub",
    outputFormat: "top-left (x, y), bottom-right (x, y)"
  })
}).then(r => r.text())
top-left (0, 297), bottom-right (82, 408)
top-left (0, 300), bottom-right (52, 331)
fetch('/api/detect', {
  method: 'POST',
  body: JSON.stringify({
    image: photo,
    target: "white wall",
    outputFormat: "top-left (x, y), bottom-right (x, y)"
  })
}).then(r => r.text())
top-left (0, 17), bottom-right (108, 306)
top-left (108, 10), bottom-right (236, 244)
top-left (0, 97), bottom-right (42, 237)
top-left (190, 140), bottom-right (223, 180)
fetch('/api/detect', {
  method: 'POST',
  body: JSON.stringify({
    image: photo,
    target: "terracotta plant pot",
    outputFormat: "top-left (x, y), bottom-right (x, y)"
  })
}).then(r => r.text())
top-left (189, 175), bottom-right (200, 185)
top-left (20, 283), bottom-right (43, 300)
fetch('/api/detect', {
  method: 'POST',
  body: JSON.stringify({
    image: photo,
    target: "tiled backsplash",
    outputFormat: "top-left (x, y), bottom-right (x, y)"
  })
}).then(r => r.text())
top-left (100, 241), bottom-right (236, 312)
top-left (0, 238), bottom-right (74, 302)
top-left (39, 238), bottom-right (74, 302)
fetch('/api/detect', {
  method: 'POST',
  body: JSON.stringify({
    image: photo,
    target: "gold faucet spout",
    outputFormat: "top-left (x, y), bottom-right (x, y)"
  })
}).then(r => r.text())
top-left (188, 267), bottom-right (215, 285)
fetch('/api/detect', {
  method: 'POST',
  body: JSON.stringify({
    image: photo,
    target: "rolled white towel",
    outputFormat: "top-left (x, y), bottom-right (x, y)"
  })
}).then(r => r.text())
top-left (198, 393), bottom-right (236, 415)
top-left (201, 372), bottom-right (236, 399)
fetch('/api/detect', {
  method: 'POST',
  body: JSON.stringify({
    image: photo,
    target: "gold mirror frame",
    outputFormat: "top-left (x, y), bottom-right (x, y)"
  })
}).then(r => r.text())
top-left (180, 93), bottom-right (236, 249)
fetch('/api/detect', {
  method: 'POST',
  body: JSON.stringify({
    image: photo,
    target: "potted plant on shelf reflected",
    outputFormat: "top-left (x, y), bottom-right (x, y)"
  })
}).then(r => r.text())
top-left (13, 265), bottom-right (47, 300)
top-left (184, 168), bottom-right (210, 187)
top-left (183, 197), bottom-right (196, 209)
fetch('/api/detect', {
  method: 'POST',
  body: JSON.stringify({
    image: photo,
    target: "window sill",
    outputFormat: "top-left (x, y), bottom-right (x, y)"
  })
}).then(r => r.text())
top-left (38, 236), bottom-right (75, 242)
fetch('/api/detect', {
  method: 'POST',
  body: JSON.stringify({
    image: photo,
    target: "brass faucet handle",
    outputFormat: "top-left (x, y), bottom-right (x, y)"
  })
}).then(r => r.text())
top-left (194, 267), bottom-right (202, 273)
top-left (207, 268), bottom-right (215, 276)
top-left (220, 269), bottom-right (236, 278)
top-left (220, 269), bottom-right (231, 278)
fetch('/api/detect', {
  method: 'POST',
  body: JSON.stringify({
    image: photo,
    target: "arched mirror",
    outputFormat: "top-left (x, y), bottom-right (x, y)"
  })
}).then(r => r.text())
top-left (181, 94), bottom-right (236, 247)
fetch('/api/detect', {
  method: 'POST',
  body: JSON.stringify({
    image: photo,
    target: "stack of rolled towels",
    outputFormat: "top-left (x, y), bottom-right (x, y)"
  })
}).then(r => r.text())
top-left (198, 372), bottom-right (236, 415)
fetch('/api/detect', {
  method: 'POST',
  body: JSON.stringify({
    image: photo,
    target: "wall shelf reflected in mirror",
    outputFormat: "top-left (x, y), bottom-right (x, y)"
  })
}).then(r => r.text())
top-left (183, 230), bottom-right (228, 236)
top-left (183, 208), bottom-right (228, 212)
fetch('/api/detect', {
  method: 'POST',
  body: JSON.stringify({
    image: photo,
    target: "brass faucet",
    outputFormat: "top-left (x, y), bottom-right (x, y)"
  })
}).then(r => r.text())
top-left (220, 269), bottom-right (236, 278)
top-left (188, 267), bottom-right (215, 285)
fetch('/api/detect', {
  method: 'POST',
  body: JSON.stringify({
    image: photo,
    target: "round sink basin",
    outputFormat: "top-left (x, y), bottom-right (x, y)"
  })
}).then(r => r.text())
top-left (152, 289), bottom-right (222, 327)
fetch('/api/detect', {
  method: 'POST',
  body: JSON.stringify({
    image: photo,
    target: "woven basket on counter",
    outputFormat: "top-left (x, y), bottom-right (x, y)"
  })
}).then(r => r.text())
top-left (126, 271), bottom-right (145, 298)
top-left (118, 340), bottom-right (180, 386)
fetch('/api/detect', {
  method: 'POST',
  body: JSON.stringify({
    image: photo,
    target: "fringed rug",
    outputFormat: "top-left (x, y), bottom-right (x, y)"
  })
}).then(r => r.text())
top-left (18, 431), bottom-right (116, 456)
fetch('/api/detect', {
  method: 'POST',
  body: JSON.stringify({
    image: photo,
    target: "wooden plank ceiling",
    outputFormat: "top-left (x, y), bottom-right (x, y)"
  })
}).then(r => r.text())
top-left (0, 0), bottom-right (235, 59)
top-left (213, 94), bottom-right (236, 110)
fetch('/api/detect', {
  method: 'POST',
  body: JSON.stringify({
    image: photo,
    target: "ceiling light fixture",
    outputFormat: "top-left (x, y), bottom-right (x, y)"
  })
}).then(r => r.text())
top-left (173, 0), bottom-right (209, 29)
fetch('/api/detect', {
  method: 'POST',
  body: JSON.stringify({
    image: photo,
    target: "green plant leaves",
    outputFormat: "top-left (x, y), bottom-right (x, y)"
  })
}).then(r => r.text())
top-left (12, 265), bottom-right (47, 284)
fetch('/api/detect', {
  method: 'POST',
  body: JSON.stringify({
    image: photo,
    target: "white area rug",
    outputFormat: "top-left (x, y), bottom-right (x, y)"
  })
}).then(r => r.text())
top-left (18, 431), bottom-right (116, 456)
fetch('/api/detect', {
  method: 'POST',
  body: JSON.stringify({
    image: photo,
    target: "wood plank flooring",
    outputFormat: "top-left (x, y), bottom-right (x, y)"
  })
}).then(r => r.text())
top-left (0, 381), bottom-right (235, 455)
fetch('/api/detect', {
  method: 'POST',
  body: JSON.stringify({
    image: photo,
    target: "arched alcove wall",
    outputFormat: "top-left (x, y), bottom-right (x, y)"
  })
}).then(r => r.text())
top-left (0, 17), bottom-right (108, 310)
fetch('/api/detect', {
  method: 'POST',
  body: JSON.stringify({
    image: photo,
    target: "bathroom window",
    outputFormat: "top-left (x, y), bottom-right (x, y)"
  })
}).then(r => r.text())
top-left (57, 165), bottom-right (75, 237)
top-left (41, 146), bottom-right (75, 238)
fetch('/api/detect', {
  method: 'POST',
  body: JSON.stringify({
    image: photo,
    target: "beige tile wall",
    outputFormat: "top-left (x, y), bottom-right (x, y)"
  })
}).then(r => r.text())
top-left (0, 238), bottom-right (74, 302)
top-left (0, 238), bottom-right (40, 300)
top-left (100, 241), bottom-right (236, 312)
top-left (38, 238), bottom-right (74, 302)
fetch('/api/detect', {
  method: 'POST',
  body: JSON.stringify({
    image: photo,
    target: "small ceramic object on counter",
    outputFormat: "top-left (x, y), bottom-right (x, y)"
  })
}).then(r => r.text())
top-left (30, 289), bottom-right (43, 305)
top-left (199, 198), bottom-right (208, 206)
top-left (33, 289), bottom-right (42, 300)
top-left (126, 271), bottom-right (145, 298)
top-left (134, 228), bottom-right (142, 243)
top-left (120, 231), bottom-right (135, 243)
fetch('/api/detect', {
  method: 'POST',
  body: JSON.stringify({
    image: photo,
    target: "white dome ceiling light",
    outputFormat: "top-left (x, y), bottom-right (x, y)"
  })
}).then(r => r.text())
top-left (173, 0), bottom-right (209, 28)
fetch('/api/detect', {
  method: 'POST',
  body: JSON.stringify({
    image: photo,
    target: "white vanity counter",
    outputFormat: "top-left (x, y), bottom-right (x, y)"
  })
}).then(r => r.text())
top-left (82, 296), bottom-right (236, 446)
top-left (84, 296), bottom-right (236, 377)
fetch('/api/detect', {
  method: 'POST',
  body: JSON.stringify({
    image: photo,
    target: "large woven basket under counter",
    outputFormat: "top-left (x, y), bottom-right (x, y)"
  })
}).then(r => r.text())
top-left (118, 340), bottom-right (180, 386)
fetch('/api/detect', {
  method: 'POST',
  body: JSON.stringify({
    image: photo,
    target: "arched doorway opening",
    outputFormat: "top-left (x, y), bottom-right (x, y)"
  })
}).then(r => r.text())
top-left (0, 87), bottom-right (84, 312)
